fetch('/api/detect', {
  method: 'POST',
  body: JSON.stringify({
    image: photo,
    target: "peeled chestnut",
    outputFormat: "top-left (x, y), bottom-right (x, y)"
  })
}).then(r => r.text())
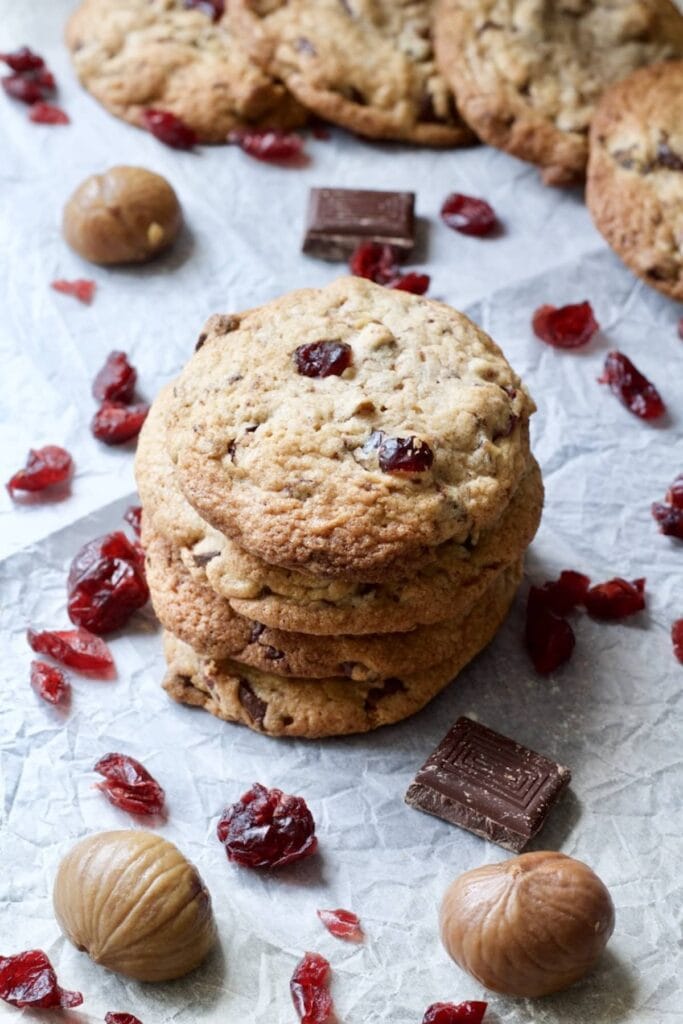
top-left (440, 851), bottom-right (615, 997)
top-left (53, 830), bottom-right (216, 982)
top-left (62, 166), bottom-right (182, 265)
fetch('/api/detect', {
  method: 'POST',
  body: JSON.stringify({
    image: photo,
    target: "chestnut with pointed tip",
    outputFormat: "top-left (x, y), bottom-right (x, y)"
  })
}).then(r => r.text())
top-left (440, 851), bottom-right (615, 997)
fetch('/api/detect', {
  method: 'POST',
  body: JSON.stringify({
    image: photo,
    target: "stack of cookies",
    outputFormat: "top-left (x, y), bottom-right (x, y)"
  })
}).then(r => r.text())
top-left (135, 277), bottom-right (543, 739)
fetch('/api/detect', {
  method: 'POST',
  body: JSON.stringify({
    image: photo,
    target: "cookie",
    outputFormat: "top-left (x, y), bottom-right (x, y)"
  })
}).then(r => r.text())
top-left (161, 562), bottom-right (520, 737)
top-left (433, 0), bottom-right (683, 186)
top-left (166, 277), bottom-right (535, 580)
top-left (230, 0), bottom-right (473, 146)
top-left (66, 0), bottom-right (306, 143)
top-left (587, 60), bottom-right (683, 301)
top-left (146, 526), bottom-right (524, 678)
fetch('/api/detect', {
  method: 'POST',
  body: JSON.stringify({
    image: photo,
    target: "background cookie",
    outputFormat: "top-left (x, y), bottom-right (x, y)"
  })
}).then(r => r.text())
top-left (434, 0), bottom-right (683, 185)
top-left (66, 0), bottom-right (306, 143)
top-left (587, 60), bottom-right (683, 301)
top-left (161, 559), bottom-right (520, 737)
top-left (166, 277), bottom-right (535, 580)
top-left (231, 0), bottom-right (472, 146)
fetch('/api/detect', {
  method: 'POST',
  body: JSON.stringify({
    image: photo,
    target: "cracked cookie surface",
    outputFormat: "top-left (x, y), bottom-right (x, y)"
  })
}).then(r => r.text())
top-left (66, 0), bottom-right (305, 142)
top-left (231, 0), bottom-right (473, 145)
top-left (587, 60), bottom-right (683, 301)
top-left (434, 0), bottom-right (683, 185)
top-left (165, 277), bottom-right (535, 580)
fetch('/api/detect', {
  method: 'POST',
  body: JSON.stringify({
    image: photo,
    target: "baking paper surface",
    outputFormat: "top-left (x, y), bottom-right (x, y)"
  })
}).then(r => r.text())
top-left (1, 2), bottom-right (682, 1022)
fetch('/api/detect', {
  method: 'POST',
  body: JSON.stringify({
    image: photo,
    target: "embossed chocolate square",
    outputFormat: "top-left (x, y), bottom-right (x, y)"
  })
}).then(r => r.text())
top-left (405, 717), bottom-right (571, 852)
top-left (303, 187), bottom-right (415, 261)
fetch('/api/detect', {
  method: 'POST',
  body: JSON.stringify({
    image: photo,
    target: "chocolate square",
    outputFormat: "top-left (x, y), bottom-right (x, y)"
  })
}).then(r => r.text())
top-left (303, 187), bottom-right (415, 261)
top-left (405, 717), bottom-right (571, 852)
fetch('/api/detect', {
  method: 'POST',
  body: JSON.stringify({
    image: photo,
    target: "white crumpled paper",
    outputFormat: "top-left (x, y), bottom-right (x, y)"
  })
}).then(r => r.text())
top-left (1, 2), bottom-right (682, 1022)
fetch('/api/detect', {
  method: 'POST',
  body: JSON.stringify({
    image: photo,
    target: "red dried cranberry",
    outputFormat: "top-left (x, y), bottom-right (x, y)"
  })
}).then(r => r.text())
top-left (30, 660), bottom-right (70, 705)
top-left (51, 278), bottom-right (96, 303)
top-left (525, 587), bottom-right (575, 674)
top-left (389, 272), bottom-right (430, 295)
top-left (316, 908), bottom-right (363, 941)
top-left (652, 502), bottom-right (683, 539)
top-left (93, 350), bottom-right (137, 402)
top-left (29, 102), bottom-right (69, 124)
top-left (7, 445), bottom-right (73, 496)
top-left (290, 952), bottom-right (333, 1024)
top-left (349, 242), bottom-right (399, 285)
top-left (440, 193), bottom-right (497, 236)
top-left (294, 340), bottom-right (352, 378)
top-left (667, 474), bottom-right (683, 508)
top-left (105, 1015), bottom-right (143, 1024)
top-left (27, 627), bottom-right (114, 674)
top-left (91, 401), bottom-right (149, 445)
top-left (584, 577), bottom-right (645, 620)
top-left (2, 67), bottom-right (55, 104)
top-left (95, 753), bottom-right (165, 816)
top-left (124, 505), bottom-right (143, 536)
top-left (0, 950), bottom-right (83, 1009)
top-left (141, 109), bottom-right (197, 149)
top-left (227, 128), bottom-right (305, 162)
top-left (67, 531), bottom-right (149, 634)
top-left (532, 302), bottom-right (599, 349)
top-left (183, 0), bottom-right (224, 19)
top-left (422, 1002), bottom-right (488, 1024)
top-left (216, 782), bottom-right (317, 869)
top-left (537, 570), bottom-right (591, 616)
top-left (673, 619), bottom-right (683, 664)
top-left (378, 435), bottom-right (434, 474)
top-left (0, 47), bottom-right (45, 72)
top-left (598, 351), bottom-right (665, 420)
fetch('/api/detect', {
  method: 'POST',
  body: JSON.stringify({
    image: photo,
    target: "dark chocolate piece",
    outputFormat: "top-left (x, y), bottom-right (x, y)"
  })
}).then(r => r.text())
top-left (405, 716), bottom-right (571, 852)
top-left (303, 187), bottom-right (415, 261)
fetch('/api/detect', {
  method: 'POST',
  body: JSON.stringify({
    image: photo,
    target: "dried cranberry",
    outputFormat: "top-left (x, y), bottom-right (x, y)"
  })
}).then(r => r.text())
top-left (422, 1002), bottom-right (488, 1024)
top-left (294, 340), bottom-right (352, 378)
top-left (141, 108), bottom-right (197, 149)
top-left (0, 950), bottom-right (83, 1009)
top-left (7, 445), bottom-right (73, 495)
top-left (389, 272), bottom-right (430, 295)
top-left (349, 242), bottom-right (399, 285)
top-left (532, 302), bottom-right (599, 349)
top-left (51, 278), bottom-right (96, 303)
top-left (2, 67), bottom-right (55, 104)
top-left (105, 1015), bottom-right (143, 1024)
top-left (94, 753), bottom-right (165, 816)
top-left (29, 102), bottom-right (69, 124)
top-left (316, 908), bottom-right (363, 941)
top-left (599, 351), bottom-right (665, 420)
top-left (584, 577), bottom-right (645, 620)
top-left (183, 0), bottom-right (224, 19)
top-left (27, 627), bottom-right (114, 674)
top-left (67, 531), bottom-right (149, 634)
top-left (673, 620), bottom-right (683, 663)
top-left (91, 401), bottom-right (149, 445)
top-left (537, 570), bottom-right (591, 616)
top-left (216, 782), bottom-right (317, 869)
top-left (227, 128), bottom-right (305, 162)
top-left (93, 350), bottom-right (137, 402)
top-left (652, 502), bottom-right (683, 539)
top-left (525, 587), bottom-right (575, 674)
top-left (440, 193), bottom-right (497, 236)
top-left (0, 47), bottom-right (45, 72)
top-left (378, 436), bottom-right (434, 474)
top-left (290, 952), bottom-right (333, 1024)
top-left (667, 475), bottom-right (683, 508)
top-left (30, 660), bottom-right (70, 705)
top-left (124, 505), bottom-right (143, 536)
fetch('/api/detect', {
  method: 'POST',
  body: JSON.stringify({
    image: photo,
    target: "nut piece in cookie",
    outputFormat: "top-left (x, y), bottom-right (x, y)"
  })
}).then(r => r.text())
top-left (587, 60), bottom-right (683, 300)
top-left (63, 166), bottom-right (182, 265)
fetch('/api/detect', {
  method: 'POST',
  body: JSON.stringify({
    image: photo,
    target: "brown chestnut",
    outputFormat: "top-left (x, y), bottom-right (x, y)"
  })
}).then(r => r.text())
top-left (440, 851), bottom-right (615, 997)
top-left (63, 166), bottom-right (182, 265)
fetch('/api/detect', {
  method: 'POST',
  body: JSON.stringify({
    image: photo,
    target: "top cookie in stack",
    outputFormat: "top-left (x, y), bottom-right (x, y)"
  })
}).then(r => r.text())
top-left (136, 277), bottom-right (543, 738)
